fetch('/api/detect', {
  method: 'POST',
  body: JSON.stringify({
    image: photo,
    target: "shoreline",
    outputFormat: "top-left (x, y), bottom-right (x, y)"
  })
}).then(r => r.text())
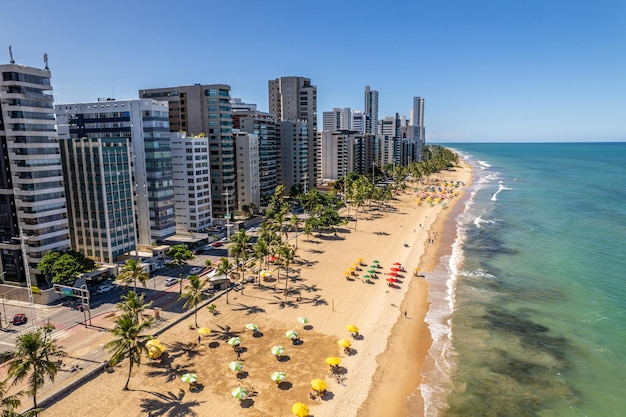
top-left (39, 162), bottom-right (473, 417)
top-left (359, 161), bottom-right (474, 417)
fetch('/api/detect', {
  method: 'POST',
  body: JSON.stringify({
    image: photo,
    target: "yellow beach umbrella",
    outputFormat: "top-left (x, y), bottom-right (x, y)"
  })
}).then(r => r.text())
top-left (292, 402), bottom-right (309, 417)
top-left (337, 339), bottom-right (352, 348)
top-left (146, 339), bottom-right (166, 359)
top-left (310, 378), bottom-right (327, 393)
top-left (343, 271), bottom-right (351, 277)
top-left (346, 324), bottom-right (359, 333)
top-left (260, 270), bottom-right (272, 278)
top-left (347, 266), bottom-right (355, 271)
top-left (197, 327), bottom-right (211, 336)
top-left (325, 357), bottom-right (341, 367)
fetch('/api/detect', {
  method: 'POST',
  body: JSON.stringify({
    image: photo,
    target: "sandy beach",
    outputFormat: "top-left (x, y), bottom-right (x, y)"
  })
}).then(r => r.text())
top-left (39, 161), bottom-right (472, 417)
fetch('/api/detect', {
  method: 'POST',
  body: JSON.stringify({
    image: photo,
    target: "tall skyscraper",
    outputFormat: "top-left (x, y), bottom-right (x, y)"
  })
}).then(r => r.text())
top-left (409, 96), bottom-right (425, 161)
top-left (56, 99), bottom-right (176, 245)
top-left (268, 76), bottom-right (317, 190)
top-left (139, 84), bottom-right (235, 218)
top-left (0, 59), bottom-right (71, 287)
top-left (364, 86), bottom-right (379, 134)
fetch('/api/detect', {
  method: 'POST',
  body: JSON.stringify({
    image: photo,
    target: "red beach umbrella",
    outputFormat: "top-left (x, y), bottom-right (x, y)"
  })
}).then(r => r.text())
top-left (391, 267), bottom-right (400, 272)
top-left (387, 272), bottom-right (398, 277)
top-left (393, 262), bottom-right (402, 266)
top-left (386, 277), bottom-right (398, 283)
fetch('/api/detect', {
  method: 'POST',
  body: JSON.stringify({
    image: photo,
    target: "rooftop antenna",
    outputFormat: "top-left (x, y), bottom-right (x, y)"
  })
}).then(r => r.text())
top-left (43, 52), bottom-right (49, 70)
top-left (9, 45), bottom-right (15, 64)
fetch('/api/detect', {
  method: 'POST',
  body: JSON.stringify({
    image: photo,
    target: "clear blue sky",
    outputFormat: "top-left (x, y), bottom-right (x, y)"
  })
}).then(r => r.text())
top-left (2, 0), bottom-right (625, 142)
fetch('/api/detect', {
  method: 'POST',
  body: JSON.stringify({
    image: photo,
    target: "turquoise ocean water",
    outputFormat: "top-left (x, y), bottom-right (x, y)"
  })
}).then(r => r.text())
top-left (417, 143), bottom-right (626, 417)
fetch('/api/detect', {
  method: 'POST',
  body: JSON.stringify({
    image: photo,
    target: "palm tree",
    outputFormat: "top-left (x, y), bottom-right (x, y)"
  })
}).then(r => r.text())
top-left (289, 214), bottom-right (301, 249)
top-left (180, 275), bottom-right (205, 327)
top-left (215, 257), bottom-right (233, 304)
top-left (229, 229), bottom-right (250, 285)
top-left (105, 312), bottom-right (154, 390)
top-left (0, 379), bottom-right (41, 417)
top-left (167, 244), bottom-right (194, 294)
top-left (8, 329), bottom-right (62, 409)
top-left (116, 291), bottom-right (153, 321)
top-left (278, 244), bottom-right (296, 301)
top-left (117, 259), bottom-right (149, 290)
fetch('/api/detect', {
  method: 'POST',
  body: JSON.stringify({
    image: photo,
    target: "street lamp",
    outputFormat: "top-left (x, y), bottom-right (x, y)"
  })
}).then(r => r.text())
top-left (16, 229), bottom-right (36, 328)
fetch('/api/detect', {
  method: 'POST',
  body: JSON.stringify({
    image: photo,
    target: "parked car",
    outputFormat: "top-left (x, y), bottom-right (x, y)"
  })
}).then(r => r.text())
top-left (96, 284), bottom-right (113, 294)
top-left (211, 241), bottom-right (223, 248)
top-left (189, 267), bottom-right (203, 274)
top-left (164, 277), bottom-right (179, 287)
top-left (12, 313), bottom-right (27, 325)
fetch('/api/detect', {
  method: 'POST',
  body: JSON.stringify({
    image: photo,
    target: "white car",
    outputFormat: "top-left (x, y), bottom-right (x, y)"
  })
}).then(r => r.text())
top-left (96, 284), bottom-right (113, 294)
top-left (164, 278), bottom-right (179, 287)
top-left (189, 267), bottom-right (203, 275)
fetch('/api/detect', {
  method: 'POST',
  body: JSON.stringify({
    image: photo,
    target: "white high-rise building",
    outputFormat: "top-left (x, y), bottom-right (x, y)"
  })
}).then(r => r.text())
top-left (322, 107), bottom-right (351, 132)
top-left (352, 110), bottom-right (365, 134)
top-left (234, 130), bottom-right (260, 211)
top-left (170, 132), bottom-right (212, 233)
top-left (0, 60), bottom-right (71, 287)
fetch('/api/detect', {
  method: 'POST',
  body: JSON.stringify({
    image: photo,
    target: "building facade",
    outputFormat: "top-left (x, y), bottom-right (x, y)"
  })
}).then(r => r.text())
top-left (234, 130), bottom-right (260, 212)
top-left (279, 120), bottom-right (309, 192)
top-left (0, 62), bottom-right (71, 287)
top-left (364, 86), bottom-right (379, 134)
top-left (56, 99), bottom-right (176, 245)
top-left (139, 84), bottom-right (235, 218)
top-left (59, 137), bottom-right (136, 262)
top-left (322, 107), bottom-right (351, 132)
top-left (268, 76), bottom-right (317, 190)
top-left (170, 132), bottom-right (212, 233)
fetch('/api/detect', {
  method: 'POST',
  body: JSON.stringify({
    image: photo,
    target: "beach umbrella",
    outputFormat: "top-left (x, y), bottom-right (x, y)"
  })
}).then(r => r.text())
top-left (386, 277), bottom-right (398, 283)
top-left (347, 266), bottom-right (355, 271)
top-left (245, 323), bottom-right (259, 332)
top-left (310, 379), bottom-right (327, 393)
top-left (291, 402), bottom-right (309, 417)
top-left (391, 267), bottom-right (400, 272)
top-left (393, 262), bottom-right (402, 266)
top-left (260, 270), bottom-right (272, 278)
top-left (346, 324), bottom-right (359, 333)
top-left (232, 387), bottom-right (249, 399)
top-left (197, 327), bottom-right (211, 336)
top-left (146, 339), bottom-right (166, 359)
top-left (343, 271), bottom-right (351, 277)
top-left (271, 371), bottom-right (286, 383)
top-left (367, 269), bottom-right (376, 274)
top-left (325, 357), bottom-right (341, 367)
top-left (181, 373), bottom-right (198, 384)
top-left (372, 260), bottom-right (379, 264)
top-left (297, 317), bottom-right (309, 325)
top-left (271, 345), bottom-right (285, 356)
top-left (387, 272), bottom-right (398, 277)
top-left (285, 330), bottom-right (299, 340)
top-left (362, 274), bottom-right (370, 279)
top-left (356, 257), bottom-right (363, 263)
top-left (229, 361), bottom-right (244, 371)
top-left (337, 339), bottom-right (352, 348)
top-left (227, 337), bottom-right (241, 346)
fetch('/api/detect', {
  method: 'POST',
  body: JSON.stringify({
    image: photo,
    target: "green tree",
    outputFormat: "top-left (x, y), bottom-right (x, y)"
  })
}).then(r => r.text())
top-left (229, 229), bottom-right (250, 288)
top-left (289, 214), bottom-right (301, 249)
top-left (37, 250), bottom-right (95, 285)
top-left (166, 244), bottom-right (194, 294)
top-left (105, 312), bottom-right (154, 390)
top-left (116, 291), bottom-right (153, 321)
top-left (117, 259), bottom-right (149, 290)
top-left (180, 275), bottom-right (205, 327)
top-left (0, 379), bottom-right (42, 417)
top-left (8, 329), bottom-right (62, 409)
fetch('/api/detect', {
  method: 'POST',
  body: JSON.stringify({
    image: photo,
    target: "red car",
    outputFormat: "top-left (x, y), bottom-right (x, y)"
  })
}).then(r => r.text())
top-left (211, 241), bottom-right (223, 247)
top-left (12, 313), bottom-right (27, 325)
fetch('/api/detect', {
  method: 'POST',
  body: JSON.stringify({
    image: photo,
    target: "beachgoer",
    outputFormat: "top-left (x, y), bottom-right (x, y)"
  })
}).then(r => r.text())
top-left (404, 310), bottom-right (408, 318)
top-left (197, 335), bottom-right (201, 345)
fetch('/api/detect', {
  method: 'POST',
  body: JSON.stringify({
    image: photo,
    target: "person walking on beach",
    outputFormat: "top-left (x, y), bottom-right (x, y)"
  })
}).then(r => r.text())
top-left (404, 310), bottom-right (408, 318)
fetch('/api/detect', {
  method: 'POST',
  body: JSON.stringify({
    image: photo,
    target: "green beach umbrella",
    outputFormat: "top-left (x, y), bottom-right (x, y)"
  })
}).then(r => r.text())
top-left (232, 387), bottom-right (249, 399)
top-left (245, 323), bottom-right (259, 332)
top-left (181, 373), bottom-right (198, 383)
top-left (297, 317), bottom-right (309, 325)
top-left (285, 329), bottom-right (299, 340)
top-left (368, 269), bottom-right (376, 274)
top-left (229, 361), bottom-right (244, 371)
top-left (271, 371), bottom-right (286, 383)
top-left (271, 345), bottom-right (285, 356)
top-left (372, 260), bottom-right (379, 263)
top-left (227, 337), bottom-right (241, 346)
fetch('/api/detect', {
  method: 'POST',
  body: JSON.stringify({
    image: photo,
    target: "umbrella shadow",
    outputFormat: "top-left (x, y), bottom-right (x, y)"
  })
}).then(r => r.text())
top-left (252, 331), bottom-right (264, 338)
top-left (303, 324), bottom-right (313, 331)
top-left (278, 381), bottom-right (292, 390)
top-left (320, 390), bottom-right (335, 401)
top-left (347, 348), bottom-right (358, 356)
top-left (277, 355), bottom-right (291, 363)
top-left (236, 371), bottom-right (249, 379)
top-left (208, 341), bottom-right (220, 349)
top-left (232, 303), bottom-right (267, 315)
top-left (240, 398), bottom-right (255, 408)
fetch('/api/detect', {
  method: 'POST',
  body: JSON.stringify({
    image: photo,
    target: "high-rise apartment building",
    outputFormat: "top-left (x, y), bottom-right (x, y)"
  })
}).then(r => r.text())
top-left (234, 130), bottom-right (260, 211)
top-left (268, 76), bottom-right (317, 190)
top-left (364, 86), bottom-right (379, 134)
top-left (0, 61), bottom-right (71, 287)
top-left (139, 84), bottom-right (235, 218)
top-left (170, 132), bottom-right (212, 233)
top-left (322, 107), bottom-right (351, 132)
top-left (56, 99), bottom-right (176, 245)
top-left (231, 99), bottom-right (279, 201)
top-left (59, 137), bottom-right (136, 262)
top-left (279, 120), bottom-right (309, 192)
top-left (352, 110), bottom-right (365, 134)
top-left (409, 97), bottom-right (425, 161)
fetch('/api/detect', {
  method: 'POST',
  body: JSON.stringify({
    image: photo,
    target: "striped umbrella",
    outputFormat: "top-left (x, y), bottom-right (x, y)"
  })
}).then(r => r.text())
top-left (227, 337), bottom-right (241, 346)
top-left (285, 330), bottom-right (299, 340)
top-left (271, 345), bottom-right (285, 356)
top-left (245, 323), bottom-right (259, 332)
top-left (229, 361), bottom-right (243, 371)
top-left (232, 387), bottom-right (249, 399)
top-left (297, 317), bottom-right (309, 325)
top-left (181, 373), bottom-right (198, 383)
top-left (271, 371), bottom-right (286, 383)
